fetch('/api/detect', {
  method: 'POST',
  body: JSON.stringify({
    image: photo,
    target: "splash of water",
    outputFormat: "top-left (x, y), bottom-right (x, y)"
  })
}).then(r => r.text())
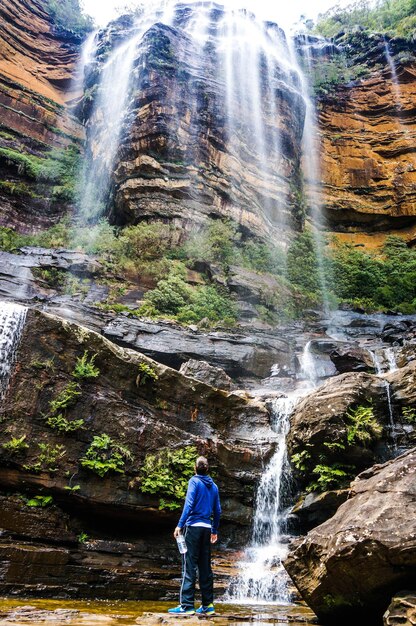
top-left (0, 302), bottom-right (27, 401)
top-left (227, 395), bottom-right (299, 604)
top-left (371, 347), bottom-right (398, 451)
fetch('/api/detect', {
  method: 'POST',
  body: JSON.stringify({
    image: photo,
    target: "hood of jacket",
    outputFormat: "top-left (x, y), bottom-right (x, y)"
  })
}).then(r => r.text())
top-left (195, 474), bottom-right (214, 488)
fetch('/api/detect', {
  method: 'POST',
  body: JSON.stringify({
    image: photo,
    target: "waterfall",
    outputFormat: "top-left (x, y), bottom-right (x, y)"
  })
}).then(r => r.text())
top-left (227, 396), bottom-right (298, 604)
top-left (371, 348), bottom-right (398, 450)
top-left (288, 36), bottom-right (331, 310)
top-left (384, 40), bottom-right (401, 104)
top-left (0, 302), bottom-right (27, 401)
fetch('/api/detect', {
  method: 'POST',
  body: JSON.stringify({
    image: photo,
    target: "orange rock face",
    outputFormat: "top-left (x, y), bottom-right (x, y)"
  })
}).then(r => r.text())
top-left (0, 0), bottom-right (84, 231)
top-left (318, 63), bottom-right (416, 235)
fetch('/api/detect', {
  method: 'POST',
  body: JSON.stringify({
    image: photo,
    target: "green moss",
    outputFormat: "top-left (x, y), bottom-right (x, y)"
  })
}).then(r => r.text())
top-left (139, 446), bottom-right (197, 510)
top-left (0, 180), bottom-right (38, 198)
top-left (80, 434), bottom-right (132, 477)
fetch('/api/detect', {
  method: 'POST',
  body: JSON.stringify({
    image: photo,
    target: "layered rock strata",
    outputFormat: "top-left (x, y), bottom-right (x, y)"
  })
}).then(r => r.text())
top-left (0, 0), bottom-right (84, 231)
top-left (0, 308), bottom-right (273, 596)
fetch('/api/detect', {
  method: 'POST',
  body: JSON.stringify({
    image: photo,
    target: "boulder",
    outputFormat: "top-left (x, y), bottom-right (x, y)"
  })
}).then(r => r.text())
top-left (329, 344), bottom-right (375, 374)
top-left (284, 449), bottom-right (416, 625)
top-left (287, 372), bottom-right (388, 483)
top-left (384, 592), bottom-right (416, 626)
top-left (291, 489), bottom-right (349, 533)
top-left (179, 359), bottom-right (235, 390)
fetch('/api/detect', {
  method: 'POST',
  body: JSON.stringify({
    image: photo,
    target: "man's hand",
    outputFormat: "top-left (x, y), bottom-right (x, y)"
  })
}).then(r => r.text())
top-left (174, 527), bottom-right (182, 539)
top-left (210, 534), bottom-right (218, 544)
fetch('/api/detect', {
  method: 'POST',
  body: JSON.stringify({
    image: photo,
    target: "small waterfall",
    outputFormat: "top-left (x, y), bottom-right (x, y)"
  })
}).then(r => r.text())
top-left (384, 40), bottom-right (401, 103)
top-left (372, 348), bottom-right (398, 450)
top-left (227, 396), bottom-right (298, 604)
top-left (0, 302), bottom-right (27, 401)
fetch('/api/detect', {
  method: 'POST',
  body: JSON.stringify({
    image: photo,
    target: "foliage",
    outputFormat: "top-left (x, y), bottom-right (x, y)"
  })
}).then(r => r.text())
top-left (307, 463), bottom-right (353, 492)
top-left (48, 382), bottom-right (81, 415)
top-left (2, 435), bottom-right (29, 454)
top-left (64, 484), bottom-right (81, 492)
top-left (345, 404), bottom-right (383, 445)
top-left (287, 231), bottom-right (324, 295)
top-left (402, 406), bottom-right (416, 423)
top-left (0, 146), bottom-right (82, 202)
top-left (314, 0), bottom-right (416, 39)
top-left (139, 446), bottom-right (197, 510)
top-left (80, 434), bottom-right (132, 477)
top-left (73, 351), bottom-right (100, 380)
top-left (30, 358), bottom-right (55, 371)
top-left (140, 267), bottom-right (237, 325)
top-left (77, 532), bottom-right (89, 543)
top-left (181, 219), bottom-right (241, 270)
top-left (137, 362), bottom-right (159, 385)
top-left (24, 443), bottom-right (66, 473)
top-left (25, 495), bottom-right (53, 508)
top-left (290, 450), bottom-right (312, 472)
top-left (46, 413), bottom-right (84, 433)
top-left (308, 55), bottom-right (370, 96)
top-left (45, 0), bottom-right (93, 35)
top-left (0, 227), bottom-right (29, 252)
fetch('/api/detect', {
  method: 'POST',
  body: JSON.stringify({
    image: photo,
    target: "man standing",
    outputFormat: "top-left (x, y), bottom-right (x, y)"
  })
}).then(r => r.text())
top-left (168, 456), bottom-right (221, 616)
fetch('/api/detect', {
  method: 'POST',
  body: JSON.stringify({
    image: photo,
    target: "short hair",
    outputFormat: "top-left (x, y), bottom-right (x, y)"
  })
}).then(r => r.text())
top-left (195, 456), bottom-right (209, 475)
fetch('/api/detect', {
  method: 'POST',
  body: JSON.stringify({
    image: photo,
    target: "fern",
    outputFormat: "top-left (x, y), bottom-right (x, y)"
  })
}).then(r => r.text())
top-left (73, 351), bottom-right (100, 380)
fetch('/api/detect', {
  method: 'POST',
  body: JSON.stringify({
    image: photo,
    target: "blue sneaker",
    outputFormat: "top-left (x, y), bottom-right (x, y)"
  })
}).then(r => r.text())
top-left (167, 605), bottom-right (195, 615)
top-left (196, 604), bottom-right (216, 615)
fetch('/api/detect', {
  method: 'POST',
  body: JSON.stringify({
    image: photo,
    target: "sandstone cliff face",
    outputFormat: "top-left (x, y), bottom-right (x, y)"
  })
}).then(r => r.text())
top-left (317, 38), bottom-right (416, 235)
top-left (0, 0), bottom-right (84, 232)
top-left (82, 10), bottom-right (306, 238)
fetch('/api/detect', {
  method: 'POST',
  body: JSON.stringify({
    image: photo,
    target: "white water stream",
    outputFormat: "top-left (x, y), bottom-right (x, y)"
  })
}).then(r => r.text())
top-left (0, 302), bottom-right (27, 401)
top-left (227, 394), bottom-right (305, 603)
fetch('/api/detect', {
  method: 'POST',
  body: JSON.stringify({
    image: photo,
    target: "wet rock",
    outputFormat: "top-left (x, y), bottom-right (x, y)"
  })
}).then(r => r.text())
top-left (284, 449), bottom-right (416, 625)
top-left (179, 359), bottom-right (235, 390)
top-left (384, 592), bottom-right (416, 626)
top-left (103, 316), bottom-right (292, 380)
top-left (329, 344), bottom-right (375, 374)
top-left (287, 372), bottom-right (388, 481)
top-left (291, 489), bottom-right (349, 533)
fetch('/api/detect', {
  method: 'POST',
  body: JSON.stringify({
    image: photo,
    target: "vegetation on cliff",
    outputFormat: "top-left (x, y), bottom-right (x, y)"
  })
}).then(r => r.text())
top-left (314, 0), bottom-right (416, 39)
top-left (43, 0), bottom-right (93, 35)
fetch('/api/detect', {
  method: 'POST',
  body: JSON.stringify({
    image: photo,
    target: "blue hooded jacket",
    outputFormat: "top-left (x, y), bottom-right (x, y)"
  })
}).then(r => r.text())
top-left (177, 474), bottom-right (221, 534)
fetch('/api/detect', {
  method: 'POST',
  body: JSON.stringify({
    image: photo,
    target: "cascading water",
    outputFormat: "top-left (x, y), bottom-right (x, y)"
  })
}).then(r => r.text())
top-left (227, 395), bottom-right (299, 603)
top-left (0, 302), bottom-right (27, 401)
top-left (372, 348), bottom-right (398, 450)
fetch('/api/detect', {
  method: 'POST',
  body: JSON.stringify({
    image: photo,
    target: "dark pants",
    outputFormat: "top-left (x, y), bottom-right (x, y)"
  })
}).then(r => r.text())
top-left (180, 526), bottom-right (213, 609)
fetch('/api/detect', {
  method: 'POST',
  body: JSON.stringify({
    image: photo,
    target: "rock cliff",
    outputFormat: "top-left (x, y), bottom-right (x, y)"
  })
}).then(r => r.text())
top-left (0, 308), bottom-right (273, 596)
top-left (0, 0), bottom-right (84, 232)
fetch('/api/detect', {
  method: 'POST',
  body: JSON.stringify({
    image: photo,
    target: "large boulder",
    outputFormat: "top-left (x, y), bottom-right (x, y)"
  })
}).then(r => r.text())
top-left (284, 449), bottom-right (416, 625)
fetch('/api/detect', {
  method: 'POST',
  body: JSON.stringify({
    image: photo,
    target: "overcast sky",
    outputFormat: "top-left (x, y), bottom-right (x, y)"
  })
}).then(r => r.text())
top-left (82, 0), bottom-right (353, 28)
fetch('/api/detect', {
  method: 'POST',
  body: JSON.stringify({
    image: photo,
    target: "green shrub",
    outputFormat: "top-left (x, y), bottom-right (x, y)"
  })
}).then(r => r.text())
top-left (80, 434), bottom-right (132, 477)
top-left (176, 285), bottom-right (237, 324)
top-left (45, 0), bottom-right (93, 35)
top-left (402, 406), bottom-right (416, 423)
top-left (48, 382), bottom-right (81, 415)
top-left (2, 435), bottom-right (29, 454)
top-left (345, 404), bottom-right (383, 445)
top-left (25, 495), bottom-right (53, 507)
top-left (139, 446), bottom-right (197, 510)
top-left (24, 443), bottom-right (66, 473)
top-left (291, 450), bottom-right (312, 473)
top-left (137, 362), bottom-right (159, 385)
top-left (181, 219), bottom-right (241, 270)
top-left (307, 464), bottom-right (352, 493)
top-left (73, 351), bottom-right (100, 380)
top-left (0, 227), bottom-right (30, 252)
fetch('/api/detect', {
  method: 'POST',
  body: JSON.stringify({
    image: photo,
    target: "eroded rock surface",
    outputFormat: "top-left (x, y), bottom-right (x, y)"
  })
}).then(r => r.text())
top-left (384, 592), bottom-right (416, 626)
top-left (0, 308), bottom-right (273, 597)
top-left (285, 449), bottom-right (416, 625)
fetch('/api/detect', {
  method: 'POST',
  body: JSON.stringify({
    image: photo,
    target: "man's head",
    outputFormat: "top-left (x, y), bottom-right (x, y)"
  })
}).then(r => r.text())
top-left (195, 456), bottom-right (209, 475)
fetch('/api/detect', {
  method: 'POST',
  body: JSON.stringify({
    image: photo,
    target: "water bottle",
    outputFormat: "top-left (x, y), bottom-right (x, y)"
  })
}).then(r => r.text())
top-left (176, 534), bottom-right (187, 554)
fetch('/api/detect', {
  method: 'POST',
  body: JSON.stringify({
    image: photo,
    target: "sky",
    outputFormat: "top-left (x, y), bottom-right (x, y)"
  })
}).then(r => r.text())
top-left (82, 0), bottom-right (353, 28)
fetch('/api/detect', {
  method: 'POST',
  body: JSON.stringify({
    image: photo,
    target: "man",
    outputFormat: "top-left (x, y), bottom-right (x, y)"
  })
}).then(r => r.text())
top-left (168, 456), bottom-right (221, 616)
